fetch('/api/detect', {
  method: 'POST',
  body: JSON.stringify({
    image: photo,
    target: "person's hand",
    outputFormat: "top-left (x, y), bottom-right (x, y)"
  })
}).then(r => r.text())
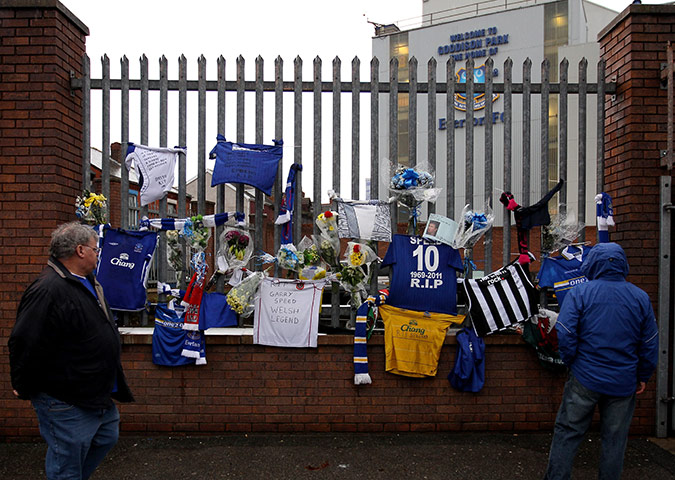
top-left (12, 390), bottom-right (19, 397)
top-left (636, 382), bottom-right (646, 395)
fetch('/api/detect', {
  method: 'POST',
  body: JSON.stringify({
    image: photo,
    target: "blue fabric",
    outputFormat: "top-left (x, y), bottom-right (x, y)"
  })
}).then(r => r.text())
top-left (537, 246), bottom-right (592, 306)
top-left (76, 276), bottom-right (97, 299)
top-left (31, 392), bottom-right (119, 480)
top-left (544, 373), bottom-right (636, 480)
top-left (198, 292), bottom-right (238, 330)
top-left (279, 163), bottom-right (302, 245)
top-left (210, 134), bottom-right (283, 195)
top-left (448, 328), bottom-right (485, 392)
top-left (96, 227), bottom-right (158, 311)
top-left (556, 243), bottom-right (658, 396)
top-left (152, 303), bottom-right (194, 366)
top-left (381, 235), bottom-right (463, 315)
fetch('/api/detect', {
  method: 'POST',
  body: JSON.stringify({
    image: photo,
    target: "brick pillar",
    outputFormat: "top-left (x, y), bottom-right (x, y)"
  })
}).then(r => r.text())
top-left (598, 4), bottom-right (675, 303)
top-left (0, 0), bottom-right (88, 439)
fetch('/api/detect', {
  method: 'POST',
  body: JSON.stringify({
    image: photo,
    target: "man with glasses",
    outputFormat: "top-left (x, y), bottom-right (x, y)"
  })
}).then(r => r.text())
top-left (9, 221), bottom-right (134, 480)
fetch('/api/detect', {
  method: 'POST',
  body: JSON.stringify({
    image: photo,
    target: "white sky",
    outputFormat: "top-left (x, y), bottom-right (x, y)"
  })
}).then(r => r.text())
top-left (58, 0), bottom-right (667, 200)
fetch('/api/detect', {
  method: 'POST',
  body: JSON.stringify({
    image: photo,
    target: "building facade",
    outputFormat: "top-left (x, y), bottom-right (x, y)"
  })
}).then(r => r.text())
top-left (373, 0), bottom-right (617, 225)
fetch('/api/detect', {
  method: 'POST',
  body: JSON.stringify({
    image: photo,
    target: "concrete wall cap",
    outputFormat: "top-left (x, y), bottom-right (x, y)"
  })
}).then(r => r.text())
top-left (0, 0), bottom-right (89, 36)
top-left (598, 4), bottom-right (675, 43)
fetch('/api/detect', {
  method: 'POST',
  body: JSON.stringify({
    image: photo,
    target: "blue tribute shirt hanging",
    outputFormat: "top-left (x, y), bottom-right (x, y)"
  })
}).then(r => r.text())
top-left (209, 134), bottom-right (283, 196)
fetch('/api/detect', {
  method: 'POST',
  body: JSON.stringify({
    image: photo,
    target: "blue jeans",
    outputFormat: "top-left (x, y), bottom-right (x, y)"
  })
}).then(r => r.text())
top-left (544, 373), bottom-right (636, 480)
top-left (31, 393), bottom-right (119, 480)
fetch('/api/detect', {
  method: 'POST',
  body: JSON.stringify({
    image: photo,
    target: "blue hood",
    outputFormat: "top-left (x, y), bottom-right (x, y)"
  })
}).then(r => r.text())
top-left (580, 242), bottom-right (629, 280)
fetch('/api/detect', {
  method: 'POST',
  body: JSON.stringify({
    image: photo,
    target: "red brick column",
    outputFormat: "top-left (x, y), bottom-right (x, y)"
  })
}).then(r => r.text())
top-left (0, 0), bottom-right (88, 439)
top-left (598, 4), bottom-right (675, 302)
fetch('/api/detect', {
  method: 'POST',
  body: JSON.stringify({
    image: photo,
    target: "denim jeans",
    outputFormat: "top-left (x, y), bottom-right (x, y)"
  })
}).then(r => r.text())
top-left (31, 393), bottom-right (119, 480)
top-left (544, 373), bottom-right (636, 480)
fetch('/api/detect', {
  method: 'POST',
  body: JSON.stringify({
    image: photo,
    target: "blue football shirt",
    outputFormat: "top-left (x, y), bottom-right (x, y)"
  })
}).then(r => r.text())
top-left (381, 234), bottom-right (463, 315)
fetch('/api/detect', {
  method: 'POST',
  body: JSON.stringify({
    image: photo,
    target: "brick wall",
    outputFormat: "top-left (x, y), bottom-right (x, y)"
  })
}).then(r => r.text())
top-left (0, 334), bottom-right (657, 439)
top-left (0, 0), bottom-right (89, 439)
top-left (599, 4), bottom-right (675, 303)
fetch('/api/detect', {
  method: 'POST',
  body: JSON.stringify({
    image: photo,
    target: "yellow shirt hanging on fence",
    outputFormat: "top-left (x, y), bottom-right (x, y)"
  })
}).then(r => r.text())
top-left (379, 304), bottom-right (465, 378)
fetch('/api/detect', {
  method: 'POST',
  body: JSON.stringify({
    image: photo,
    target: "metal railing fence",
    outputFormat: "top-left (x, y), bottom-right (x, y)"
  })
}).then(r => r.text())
top-left (73, 53), bottom-right (614, 328)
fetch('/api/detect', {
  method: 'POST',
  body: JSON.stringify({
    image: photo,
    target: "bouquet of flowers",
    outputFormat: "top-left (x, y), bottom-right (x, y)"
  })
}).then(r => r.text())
top-left (451, 203), bottom-right (495, 250)
top-left (338, 264), bottom-right (368, 308)
top-left (75, 190), bottom-right (107, 225)
top-left (388, 164), bottom-right (442, 208)
top-left (316, 210), bottom-right (338, 236)
top-left (166, 230), bottom-right (184, 274)
top-left (297, 236), bottom-right (321, 267)
top-left (298, 265), bottom-right (327, 280)
top-left (277, 244), bottom-right (301, 271)
top-left (315, 211), bottom-right (341, 268)
top-left (317, 233), bottom-right (339, 268)
top-left (217, 227), bottom-right (252, 272)
top-left (181, 215), bottom-right (210, 251)
top-left (226, 270), bottom-right (265, 317)
top-left (343, 242), bottom-right (378, 268)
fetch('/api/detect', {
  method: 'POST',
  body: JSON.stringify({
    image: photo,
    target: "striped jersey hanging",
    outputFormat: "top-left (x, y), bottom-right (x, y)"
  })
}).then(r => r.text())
top-left (463, 262), bottom-right (538, 337)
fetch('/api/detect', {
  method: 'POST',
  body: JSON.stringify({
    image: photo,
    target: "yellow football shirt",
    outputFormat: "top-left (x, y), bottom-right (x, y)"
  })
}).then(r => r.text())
top-left (379, 304), bottom-right (465, 378)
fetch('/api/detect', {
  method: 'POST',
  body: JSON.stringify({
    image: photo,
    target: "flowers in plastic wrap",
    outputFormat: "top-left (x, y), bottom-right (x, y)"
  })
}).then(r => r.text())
top-left (542, 209), bottom-right (585, 255)
top-left (452, 203), bottom-right (495, 250)
top-left (317, 234), bottom-right (339, 268)
top-left (181, 215), bottom-right (210, 251)
top-left (166, 230), bottom-right (184, 274)
top-left (388, 164), bottom-right (442, 207)
top-left (75, 190), bottom-right (107, 225)
top-left (226, 270), bottom-right (264, 317)
top-left (277, 243), bottom-right (301, 271)
top-left (297, 236), bottom-right (321, 267)
top-left (316, 210), bottom-right (338, 235)
top-left (343, 242), bottom-right (378, 268)
top-left (338, 264), bottom-right (368, 308)
top-left (298, 265), bottom-right (327, 280)
top-left (217, 227), bottom-right (252, 272)
top-left (315, 211), bottom-right (341, 268)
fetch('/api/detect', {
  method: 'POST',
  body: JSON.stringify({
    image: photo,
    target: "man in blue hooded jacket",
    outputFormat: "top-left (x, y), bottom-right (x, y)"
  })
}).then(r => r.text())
top-left (544, 242), bottom-right (658, 480)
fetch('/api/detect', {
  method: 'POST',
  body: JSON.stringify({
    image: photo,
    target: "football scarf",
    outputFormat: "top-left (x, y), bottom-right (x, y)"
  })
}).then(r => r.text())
top-left (274, 163), bottom-right (302, 245)
top-left (499, 179), bottom-right (564, 264)
top-left (353, 293), bottom-right (388, 385)
top-left (181, 270), bottom-right (207, 331)
top-left (210, 134), bottom-right (283, 196)
top-left (139, 212), bottom-right (246, 231)
top-left (125, 143), bottom-right (186, 206)
top-left (464, 261), bottom-right (538, 337)
top-left (335, 198), bottom-right (393, 242)
top-left (595, 192), bottom-right (615, 243)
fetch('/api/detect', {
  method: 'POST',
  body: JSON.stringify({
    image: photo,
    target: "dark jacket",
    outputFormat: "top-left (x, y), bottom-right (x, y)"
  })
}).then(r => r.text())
top-left (555, 243), bottom-right (658, 396)
top-left (9, 257), bottom-right (134, 409)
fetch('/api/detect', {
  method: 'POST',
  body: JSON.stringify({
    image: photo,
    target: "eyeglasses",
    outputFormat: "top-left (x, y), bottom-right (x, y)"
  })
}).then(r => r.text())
top-left (81, 244), bottom-right (101, 254)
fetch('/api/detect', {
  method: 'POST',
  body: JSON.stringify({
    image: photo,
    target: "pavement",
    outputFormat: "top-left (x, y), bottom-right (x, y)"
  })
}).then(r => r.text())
top-left (2, 432), bottom-right (675, 479)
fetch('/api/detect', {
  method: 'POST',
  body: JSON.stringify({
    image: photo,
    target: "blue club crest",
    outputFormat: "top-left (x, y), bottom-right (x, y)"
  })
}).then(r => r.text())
top-left (454, 64), bottom-right (500, 112)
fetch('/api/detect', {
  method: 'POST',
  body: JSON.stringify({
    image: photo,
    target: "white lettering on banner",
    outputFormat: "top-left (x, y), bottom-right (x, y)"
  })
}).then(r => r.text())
top-left (111, 257), bottom-right (135, 269)
top-left (410, 278), bottom-right (443, 289)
